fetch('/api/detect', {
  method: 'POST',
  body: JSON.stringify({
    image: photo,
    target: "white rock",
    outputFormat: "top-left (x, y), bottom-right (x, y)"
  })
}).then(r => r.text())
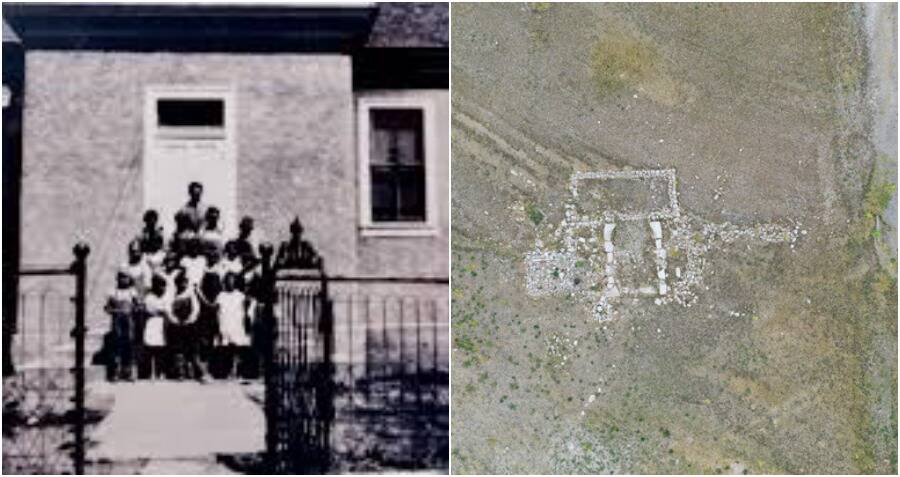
top-left (650, 221), bottom-right (662, 239)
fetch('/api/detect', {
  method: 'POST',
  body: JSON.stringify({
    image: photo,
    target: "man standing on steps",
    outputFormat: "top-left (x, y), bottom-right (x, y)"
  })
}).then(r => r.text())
top-left (178, 182), bottom-right (208, 233)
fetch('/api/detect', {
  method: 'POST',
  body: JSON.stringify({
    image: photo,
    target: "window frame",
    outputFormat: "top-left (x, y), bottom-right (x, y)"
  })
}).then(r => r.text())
top-left (357, 93), bottom-right (437, 237)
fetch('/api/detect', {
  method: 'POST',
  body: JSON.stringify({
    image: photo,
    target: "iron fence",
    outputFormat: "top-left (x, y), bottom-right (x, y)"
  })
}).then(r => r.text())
top-left (2, 245), bottom-right (89, 475)
top-left (264, 273), bottom-right (448, 473)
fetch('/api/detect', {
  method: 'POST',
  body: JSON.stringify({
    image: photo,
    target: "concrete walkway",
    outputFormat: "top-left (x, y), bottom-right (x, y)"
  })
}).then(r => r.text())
top-left (89, 380), bottom-right (265, 474)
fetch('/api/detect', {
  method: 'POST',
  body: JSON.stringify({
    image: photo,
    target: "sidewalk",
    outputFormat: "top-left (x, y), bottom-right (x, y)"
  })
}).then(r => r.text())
top-left (88, 380), bottom-right (265, 474)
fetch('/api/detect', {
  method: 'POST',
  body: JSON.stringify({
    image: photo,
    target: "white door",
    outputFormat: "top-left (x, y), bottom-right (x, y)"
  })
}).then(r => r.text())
top-left (143, 86), bottom-right (237, 237)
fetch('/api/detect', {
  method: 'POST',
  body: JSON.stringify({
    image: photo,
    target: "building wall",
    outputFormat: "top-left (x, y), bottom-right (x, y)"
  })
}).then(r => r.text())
top-left (22, 51), bottom-right (357, 326)
top-left (354, 89), bottom-right (449, 278)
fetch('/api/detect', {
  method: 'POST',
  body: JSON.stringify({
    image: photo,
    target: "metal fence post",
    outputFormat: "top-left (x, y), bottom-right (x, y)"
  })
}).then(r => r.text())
top-left (319, 259), bottom-right (333, 471)
top-left (258, 242), bottom-right (277, 472)
top-left (71, 242), bottom-right (89, 475)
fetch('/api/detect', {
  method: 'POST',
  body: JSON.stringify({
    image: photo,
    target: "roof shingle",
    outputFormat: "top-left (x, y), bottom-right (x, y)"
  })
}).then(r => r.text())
top-left (367, 2), bottom-right (448, 48)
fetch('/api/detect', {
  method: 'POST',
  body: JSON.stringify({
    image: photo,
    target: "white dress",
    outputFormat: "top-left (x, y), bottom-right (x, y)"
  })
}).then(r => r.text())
top-left (143, 293), bottom-right (169, 347)
top-left (217, 291), bottom-right (251, 346)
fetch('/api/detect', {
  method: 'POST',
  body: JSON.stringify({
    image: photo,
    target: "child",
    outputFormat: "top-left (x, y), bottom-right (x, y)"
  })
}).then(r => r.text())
top-left (168, 270), bottom-right (202, 380)
top-left (195, 250), bottom-right (223, 376)
top-left (221, 241), bottom-right (244, 278)
top-left (138, 209), bottom-right (166, 273)
top-left (180, 238), bottom-right (208, 287)
top-left (123, 241), bottom-right (151, 296)
top-left (159, 256), bottom-right (181, 303)
top-left (139, 274), bottom-right (170, 380)
top-left (199, 206), bottom-right (224, 256)
top-left (206, 248), bottom-right (226, 279)
top-left (104, 271), bottom-right (139, 381)
top-left (231, 216), bottom-right (259, 268)
top-left (216, 273), bottom-right (253, 378)
top-left (169, 211), bottom-right (197, 260)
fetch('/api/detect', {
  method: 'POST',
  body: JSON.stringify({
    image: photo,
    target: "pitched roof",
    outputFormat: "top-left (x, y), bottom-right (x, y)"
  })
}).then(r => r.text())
top-left (367, 2), bottom-right (448, 48)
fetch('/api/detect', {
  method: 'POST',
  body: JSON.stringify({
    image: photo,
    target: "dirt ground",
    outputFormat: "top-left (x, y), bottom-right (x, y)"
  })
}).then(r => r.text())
top-left (450, 3), bottom-right (896, 474)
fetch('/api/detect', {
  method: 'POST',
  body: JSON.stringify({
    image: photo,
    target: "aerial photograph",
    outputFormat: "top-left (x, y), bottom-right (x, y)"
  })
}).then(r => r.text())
top-left (451, 2), bottom-right (897, 474)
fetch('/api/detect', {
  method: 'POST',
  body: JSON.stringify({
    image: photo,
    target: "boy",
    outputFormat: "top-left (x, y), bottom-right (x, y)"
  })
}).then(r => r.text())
top-left (216, 273), bottom-right (253, 379)
top-left (140, 274), bottom-right (170, 380)
top-left (180, 238), bottom-right (208, 287)
top-left (200, 206), bottom-right (224, 256)
top-left (137, 209), bottom-right (166, 272)
top-left (230, 216), bottom-right (259, 267)
top-left (195, 249), bottom-right (223, 377)
top-left (104, 271), bottom-right (139, 381)
top-left (169, 211), bottom-right (197, 260)
top-left (168, 270), bottom-right (202, 380)
top-left (221, 241), bottom-right (244, 278)
top-left (123, 241), bottom-right (151, 296)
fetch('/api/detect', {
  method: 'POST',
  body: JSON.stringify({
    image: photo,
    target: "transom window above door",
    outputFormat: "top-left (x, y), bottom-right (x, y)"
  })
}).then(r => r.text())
top-left (150, 87), bottom-right (230, 140)
top-left (358, 94), bottom-right (437, 236)
top-left (157, 99), bottom-right (224, 127)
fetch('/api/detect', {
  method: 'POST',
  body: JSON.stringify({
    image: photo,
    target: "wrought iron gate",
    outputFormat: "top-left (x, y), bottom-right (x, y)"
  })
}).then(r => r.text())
top-left (260, 243), bottom-right (334, 473)
top-left (260, 225), bottom-right (449, 473)
top-left (2, 244), bottom-right (90, 475)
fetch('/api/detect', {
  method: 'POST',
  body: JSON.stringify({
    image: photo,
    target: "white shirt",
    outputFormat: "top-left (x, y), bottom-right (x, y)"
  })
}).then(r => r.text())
top-left (143, 293), bottom-right (169, 346)
top-left (180, 255), bottom-right (208, 286)
top-left (122, 261), bottom-right (151, 294)
top-left (222, 257), bottom-right (243, 276)
top-left (217, 290), bottom-right (251, 346)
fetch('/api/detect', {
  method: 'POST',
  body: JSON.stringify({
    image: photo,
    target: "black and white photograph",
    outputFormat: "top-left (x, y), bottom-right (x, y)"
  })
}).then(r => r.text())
top-left (2, 2), bottom-right (449, 474)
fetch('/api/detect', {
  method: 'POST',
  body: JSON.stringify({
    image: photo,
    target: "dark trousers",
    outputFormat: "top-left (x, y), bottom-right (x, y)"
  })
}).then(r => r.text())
top-left (167, 323), bottom-right (202, 379)
top-left (209, 345), bottom-right (255, 379)
top-left (107, 314), bottom-right (133, 380)
top-left (138, 345), bottom-right (167, 379)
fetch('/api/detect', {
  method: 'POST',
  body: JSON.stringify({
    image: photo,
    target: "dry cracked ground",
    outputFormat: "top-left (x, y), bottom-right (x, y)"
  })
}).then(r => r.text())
top-left (450, 3), bottom-right (897, 474)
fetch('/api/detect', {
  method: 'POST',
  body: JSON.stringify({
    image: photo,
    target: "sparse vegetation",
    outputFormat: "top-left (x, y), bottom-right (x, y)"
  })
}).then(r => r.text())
top-left (526, 203), bottom-right (544, 226)
top-left (591, 31), bottom-right (659, 94)
top-left (528, 3), bottom-right (552, 13)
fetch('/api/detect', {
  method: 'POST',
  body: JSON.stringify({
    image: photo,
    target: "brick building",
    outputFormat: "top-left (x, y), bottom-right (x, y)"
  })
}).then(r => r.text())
top-left (3, 3), bottom-right (449, 336)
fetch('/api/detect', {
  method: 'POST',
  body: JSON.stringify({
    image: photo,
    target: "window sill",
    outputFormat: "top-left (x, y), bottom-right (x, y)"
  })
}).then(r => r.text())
top-left (360, 224), bottom-right (438, 237)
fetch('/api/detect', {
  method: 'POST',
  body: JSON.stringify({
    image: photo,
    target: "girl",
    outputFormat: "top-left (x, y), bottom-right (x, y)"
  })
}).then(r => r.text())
top-left (216, 273), bottom-right (253, 378)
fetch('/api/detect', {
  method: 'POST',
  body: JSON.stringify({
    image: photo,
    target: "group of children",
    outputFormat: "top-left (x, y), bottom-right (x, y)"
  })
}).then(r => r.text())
top-left (104, 183), bottom-right (263, 382)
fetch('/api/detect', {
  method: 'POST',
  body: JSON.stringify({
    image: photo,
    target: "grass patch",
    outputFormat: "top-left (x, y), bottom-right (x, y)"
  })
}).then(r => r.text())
top-left (528, 2), bottom-right (552, 13)
top-left (526, 203), bottom-right (544, 226)
top-left (850, 174), bottom-right (896, 249)
top-left (591, 31), bottom-right (659, 94)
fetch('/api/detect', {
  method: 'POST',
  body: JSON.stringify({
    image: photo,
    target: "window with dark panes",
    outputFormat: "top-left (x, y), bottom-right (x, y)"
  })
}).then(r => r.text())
top-left (369, 108), bottom-right (426, 222)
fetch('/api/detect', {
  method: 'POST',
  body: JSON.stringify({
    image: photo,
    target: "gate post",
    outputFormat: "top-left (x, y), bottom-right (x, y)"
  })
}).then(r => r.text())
top-left (71, 242), bottom-right (89, 475)
top-left (258, 243), bottom-right (277, 472)
top-left (319, 259), bottom-right (334, 471)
